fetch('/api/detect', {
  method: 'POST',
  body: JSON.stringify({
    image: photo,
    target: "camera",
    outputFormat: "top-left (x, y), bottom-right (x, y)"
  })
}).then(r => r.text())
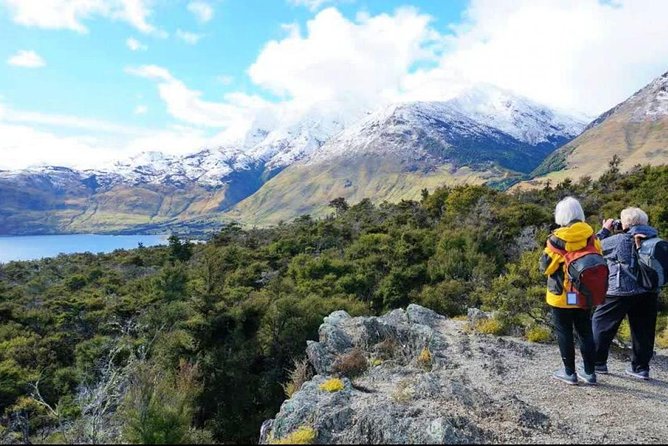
top-left (612, 219), bottom-right (623, 231)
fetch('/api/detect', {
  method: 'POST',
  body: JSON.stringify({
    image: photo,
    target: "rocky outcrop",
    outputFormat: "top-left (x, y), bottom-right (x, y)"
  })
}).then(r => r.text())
top-left (261, 305), bottom-right (668, 444)
top-left (260, 305), bottom-right (553, 444)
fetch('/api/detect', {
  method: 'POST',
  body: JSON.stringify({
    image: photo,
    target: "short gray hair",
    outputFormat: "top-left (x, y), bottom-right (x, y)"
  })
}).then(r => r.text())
top-left (554, 196), bottom-right (585, 226)
top-left (620, 207), bottom-right (648, 227)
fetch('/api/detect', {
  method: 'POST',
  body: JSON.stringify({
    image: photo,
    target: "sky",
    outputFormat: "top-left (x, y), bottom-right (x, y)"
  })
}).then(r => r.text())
top-left (1, 0), bottom-right (668, 170)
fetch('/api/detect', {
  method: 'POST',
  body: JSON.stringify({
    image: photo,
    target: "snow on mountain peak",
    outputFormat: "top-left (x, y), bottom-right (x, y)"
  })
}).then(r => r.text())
top-left (445, 84), bottom-right (586, 144)
top-left (3, 86), bottom-right (587, 188)
top-left (629, 71), bottom-right (668, 120)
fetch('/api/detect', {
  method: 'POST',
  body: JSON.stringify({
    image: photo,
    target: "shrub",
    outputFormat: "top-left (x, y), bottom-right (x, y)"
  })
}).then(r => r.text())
top-left (319, 378), bottom-right (345, 393)
top-left (271, 426), bottom-right (317, 445)
top-left (120, 361), bottom-right (210, 444)
top-left (282, 358), bottom-right (313, 398)
top-left (373, 338), bottom-right (400, 360)
top-left (417, 347), bottom-right (432, 370)
top-left (475, 318), bottom-right (505, 335)
top-left (617, 319), bottom-right (631, 343)
top-left (525, 325), bottom-right (551, 343)
top-left (332, 348), bottom-right (368, 378)
top-left (653, 316), bottom-right (668, 349)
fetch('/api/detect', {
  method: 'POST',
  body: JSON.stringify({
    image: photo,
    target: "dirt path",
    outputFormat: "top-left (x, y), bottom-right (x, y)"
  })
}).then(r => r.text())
top-left (451, 319), bottom-right (668, 444)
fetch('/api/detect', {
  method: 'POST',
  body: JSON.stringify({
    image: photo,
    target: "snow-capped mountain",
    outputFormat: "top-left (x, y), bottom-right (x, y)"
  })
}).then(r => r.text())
top-left (306, 87), bottom-right (585, 171)
top-left (228, 89), bottom-right (587, 225)
top-left (445, 84), bottom-right (585, 144)
top-left (0, 84), bottom-right (587, 234)
top-left (531, 70), bottom-right (668, 182)
top-left (108, 148), bottom-right (255, 187)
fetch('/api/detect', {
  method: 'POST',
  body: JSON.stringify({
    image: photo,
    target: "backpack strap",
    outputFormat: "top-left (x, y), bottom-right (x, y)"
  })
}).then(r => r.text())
top-left (547, 235), bottom-right (567, 255)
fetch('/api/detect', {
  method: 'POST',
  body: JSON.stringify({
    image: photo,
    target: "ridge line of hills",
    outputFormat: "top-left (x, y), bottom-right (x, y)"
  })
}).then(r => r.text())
top-left (2, 71), bottom-right (668, 235)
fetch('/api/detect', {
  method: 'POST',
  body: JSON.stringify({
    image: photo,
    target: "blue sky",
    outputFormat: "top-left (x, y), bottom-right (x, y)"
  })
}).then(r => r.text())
top-left (1, 0), bottom-right (667, 169)
top-left (0, 1), bottom-right (466, 129)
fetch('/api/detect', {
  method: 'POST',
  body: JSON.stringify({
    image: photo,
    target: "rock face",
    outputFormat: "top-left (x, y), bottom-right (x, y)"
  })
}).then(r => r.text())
top-left (262, 305), bottom-right (668, 444)
top-left (261, 305), bottom-right (552, 444)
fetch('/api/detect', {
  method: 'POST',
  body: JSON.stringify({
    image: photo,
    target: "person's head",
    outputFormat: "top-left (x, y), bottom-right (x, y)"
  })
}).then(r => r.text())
top-left (554, 196), bottom-right (585, 227)
top-left (620, 207), bottom-right (648, 230)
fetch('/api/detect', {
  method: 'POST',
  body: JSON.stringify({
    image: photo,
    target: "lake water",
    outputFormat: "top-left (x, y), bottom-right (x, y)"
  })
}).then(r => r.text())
top-left (0, 234), bottom-right (168, 263)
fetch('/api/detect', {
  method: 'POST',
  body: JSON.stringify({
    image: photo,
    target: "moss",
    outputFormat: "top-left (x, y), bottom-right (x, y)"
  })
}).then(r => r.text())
top-left (475, 318), bottom-right (505, 335)
top-left (370, 358), bottom-right (384, 367)
top-left (271, 426), bottom-right (317, 445)
top-left (319, 378), bottom-right (345, 393)
top-left (525, 325), bottom-right (551, 343)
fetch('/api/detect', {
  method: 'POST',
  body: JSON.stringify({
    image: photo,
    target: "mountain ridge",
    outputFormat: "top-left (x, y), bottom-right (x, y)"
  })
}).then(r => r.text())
top-left (526, 70), bottom-right (668, 184)
top-left (1, 85), bottom-right (584, 234)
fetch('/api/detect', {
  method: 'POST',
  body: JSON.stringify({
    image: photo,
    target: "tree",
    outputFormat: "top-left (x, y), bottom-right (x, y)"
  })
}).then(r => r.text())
top-left (169, 235), bottom-right (193, 263)
top-left (329, 197), bottom-right (350, 216)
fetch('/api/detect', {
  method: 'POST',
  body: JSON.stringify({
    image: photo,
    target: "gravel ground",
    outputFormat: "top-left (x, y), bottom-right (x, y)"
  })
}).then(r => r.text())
top-left (449, 320), bottom-right (668, 444)
top-left (264, 307), bottom-right (668, 444)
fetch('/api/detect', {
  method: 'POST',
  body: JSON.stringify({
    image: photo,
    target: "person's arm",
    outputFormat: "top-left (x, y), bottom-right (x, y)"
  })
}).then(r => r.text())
top-left (597, 219), bottom-right (614, 240)
top-left (540, 243), bottom-right (562, 276)
top-left (539, 251), bottom-right (550, 274)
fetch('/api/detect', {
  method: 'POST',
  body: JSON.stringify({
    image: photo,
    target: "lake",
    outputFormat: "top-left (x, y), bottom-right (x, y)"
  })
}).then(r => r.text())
top-left (0, 234), bottom-right (168, 263)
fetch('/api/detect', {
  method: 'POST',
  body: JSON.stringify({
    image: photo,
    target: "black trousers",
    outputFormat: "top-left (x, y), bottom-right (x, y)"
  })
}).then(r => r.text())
top-left (551, 306), bottom-right (595, 375)
top-left (592, 293), bottom-right (658, 372)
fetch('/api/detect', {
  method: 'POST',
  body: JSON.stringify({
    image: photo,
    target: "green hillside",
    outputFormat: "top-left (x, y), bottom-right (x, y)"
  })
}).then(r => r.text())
top-left (2, 163), bottom-right (668, 443)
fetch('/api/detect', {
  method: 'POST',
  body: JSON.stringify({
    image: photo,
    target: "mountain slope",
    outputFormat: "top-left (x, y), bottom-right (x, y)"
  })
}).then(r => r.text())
top-left (0, 114), bottom-right (353, 235)
top-left (229, 88), bottom-right (584, 225)
top-left (527, 70), bottom-right (668, 184)
top-left (0, 86), bottom-right (583, 234)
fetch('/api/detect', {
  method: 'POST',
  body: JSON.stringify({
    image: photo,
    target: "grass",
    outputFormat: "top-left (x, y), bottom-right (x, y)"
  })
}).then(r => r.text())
top-left (525, 325), bottom-right (552, 343)
top-left (474, 318), bottom-right (505, 335)
top-left (282, 358), bottom-right (313, 398)
top-left (417, 347), bottom-right (432, 370)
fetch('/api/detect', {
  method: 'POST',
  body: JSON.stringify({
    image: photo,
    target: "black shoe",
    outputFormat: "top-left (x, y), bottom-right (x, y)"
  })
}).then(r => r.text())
top-left (625, 366), bottom-right (649, 380)
top-left (552, 369), bottom-right (578, 385)
top-left (594, 363), bottom-right (609, 374)
top-left (576, 366), bottom-right (597, 385)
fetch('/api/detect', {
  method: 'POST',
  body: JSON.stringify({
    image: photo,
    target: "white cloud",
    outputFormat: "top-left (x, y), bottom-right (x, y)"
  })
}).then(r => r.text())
top-left (134, 105), bottom-right (148, 114)
top-left (187, 1), bottom-right (214, 23)
top-left (249, 7), bottom-right (439, 109)
top-left (0, 101), bottom-right (216, 170)
top-left (400, 0), bottom-right (668, 115)
top-left (176, 29), bottom-right (203, 44)
top-left (288, 0), bottom-right (340, 12)
top-left (126, 37), bottom-right (147, 51)
top-left (6, 1), bottom-right (668, 171)
top-left (7, 50), bottom-right (46, 68)
top-left (126, 65), bottom-right (270, 133)
top-left (217, 75), bottom-right (234, 86)
top-left (1, 0), bottom-right (163, 35)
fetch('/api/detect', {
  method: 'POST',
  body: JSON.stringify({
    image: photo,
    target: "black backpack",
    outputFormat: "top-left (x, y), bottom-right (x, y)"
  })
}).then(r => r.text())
top-left (635, 237), bottom-right (668, 291)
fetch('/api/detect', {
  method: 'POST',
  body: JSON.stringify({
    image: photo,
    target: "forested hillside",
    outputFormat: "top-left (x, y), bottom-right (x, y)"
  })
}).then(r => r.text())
top-left (2, 159), bottom-right (668, 444)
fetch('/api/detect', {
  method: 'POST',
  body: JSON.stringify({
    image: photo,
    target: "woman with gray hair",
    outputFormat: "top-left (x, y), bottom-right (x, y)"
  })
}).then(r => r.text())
top-left (593, 207), bottom-right (659, 380)
top-left (540, 197), bottom-right (602, 385)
